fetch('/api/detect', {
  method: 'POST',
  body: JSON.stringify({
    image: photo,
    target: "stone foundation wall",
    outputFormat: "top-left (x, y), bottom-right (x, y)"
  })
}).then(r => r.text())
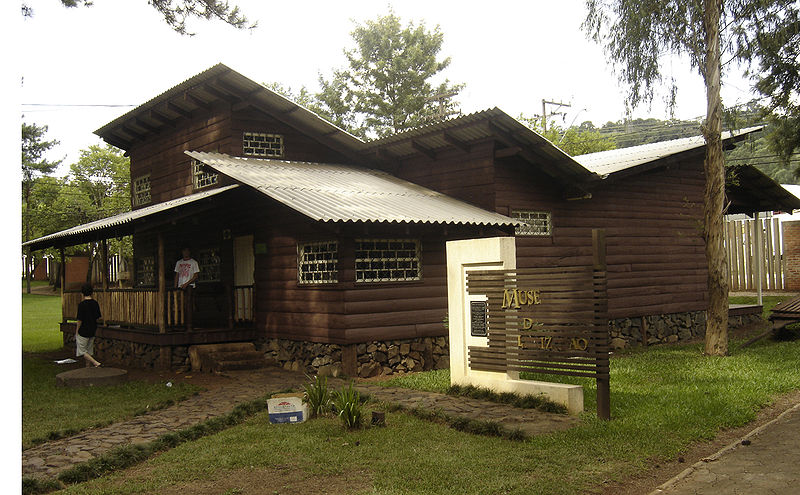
top-left (63, 331), bottom-right (190, 369)
top-left (258, 336), bottom-right (450, 378)
top-left (609, 310), bottom-right (763, 350)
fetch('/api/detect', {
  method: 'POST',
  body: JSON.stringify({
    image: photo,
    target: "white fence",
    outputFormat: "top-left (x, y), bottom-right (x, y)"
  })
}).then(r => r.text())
top-left (725, 217), bottom-right (785, 291)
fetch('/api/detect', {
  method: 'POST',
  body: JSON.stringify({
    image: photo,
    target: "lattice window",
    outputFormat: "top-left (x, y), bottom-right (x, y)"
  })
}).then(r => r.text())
top-left (197, 248), bottom-right (221, 282)
top-left (133, 175), bottom-right (151, 206)
top-left (298, 241), bottom-right (338, 284)
top-left (192, 160), bottom-right (218, 189)
top-left (243, 132), bottom-right (284, 158)
top-left (136, 256), bottom-right (155, 287)
top-left (355, 239), bottom-right (421, 283)
top-left (512, 210), bottom-right (552, 236)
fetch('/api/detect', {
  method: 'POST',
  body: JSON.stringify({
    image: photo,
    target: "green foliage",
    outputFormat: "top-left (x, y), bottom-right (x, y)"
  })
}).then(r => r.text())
top-left (380, 367), bottom-right (451, 393)
top-left (517, 115), bottom-right (616, 156)
top-left (302, 374), bottom-right (332, 417)
top-left (332, 382), bottom-right (364, 429)
top-left (316, 11), bottom-right (464, 139)
top-left (23, 0), bottom-right (255, 36)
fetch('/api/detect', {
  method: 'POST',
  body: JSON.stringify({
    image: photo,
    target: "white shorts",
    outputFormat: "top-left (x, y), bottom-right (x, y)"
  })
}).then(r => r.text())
top-left (76, 335), bottom-right (95, 357)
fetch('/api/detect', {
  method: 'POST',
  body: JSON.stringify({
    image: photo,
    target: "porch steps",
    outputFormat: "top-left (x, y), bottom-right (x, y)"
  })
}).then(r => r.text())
top-left (189, 342), bottom-right (266, 373)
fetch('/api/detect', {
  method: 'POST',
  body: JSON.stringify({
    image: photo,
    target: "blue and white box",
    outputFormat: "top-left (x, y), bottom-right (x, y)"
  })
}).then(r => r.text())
top-left (267, 393), bottom-right (308, 424)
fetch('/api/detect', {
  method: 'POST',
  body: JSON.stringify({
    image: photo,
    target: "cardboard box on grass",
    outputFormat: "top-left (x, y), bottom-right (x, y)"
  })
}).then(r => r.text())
top-left (267, 392), bottom-right (308, 424)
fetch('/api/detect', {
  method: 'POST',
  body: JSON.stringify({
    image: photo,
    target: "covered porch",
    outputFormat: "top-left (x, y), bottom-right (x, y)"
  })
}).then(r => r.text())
top-left (25, 185), bottom-right (258, 370)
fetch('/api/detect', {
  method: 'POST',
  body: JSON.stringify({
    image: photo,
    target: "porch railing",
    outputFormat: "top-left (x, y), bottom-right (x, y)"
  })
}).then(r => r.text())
top-left (62, 285), bottom-right (254, 330)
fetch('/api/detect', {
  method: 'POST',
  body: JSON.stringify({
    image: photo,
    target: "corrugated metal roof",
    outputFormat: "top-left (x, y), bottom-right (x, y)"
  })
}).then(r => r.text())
top-left (573, 127), bottom-right (763, 175)
top-left (23, 185), bottom-right (238, 249)
top-left (94, 63), bottom-right (366, 156)
top-left (365, 108), bottom-right (597, 184)
top-left (187, 151), bottom-right (520, 226)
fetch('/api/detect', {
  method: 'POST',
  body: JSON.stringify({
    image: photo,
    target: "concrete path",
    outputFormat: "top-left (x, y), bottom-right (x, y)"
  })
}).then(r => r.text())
top-left (22, 368), bottom-right (575, 481)
top-left (650, 402), bottom-right (800, 495)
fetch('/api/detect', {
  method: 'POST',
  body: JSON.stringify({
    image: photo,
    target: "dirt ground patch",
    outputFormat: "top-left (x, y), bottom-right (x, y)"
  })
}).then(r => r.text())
top-left (599, 389), bottom-right (800, 495)
top-left (122, 463), bottom-right (373, 495)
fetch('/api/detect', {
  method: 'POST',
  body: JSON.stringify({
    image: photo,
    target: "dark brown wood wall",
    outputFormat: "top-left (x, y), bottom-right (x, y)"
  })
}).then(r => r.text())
top-left (493, 156), bottom-right (707, 320)
top-left (128, 106), bottom-right (353, 209)
top-left (392, 140), bottom-right (497, 212)
top-left (129, 103), bottom-right (234, 206)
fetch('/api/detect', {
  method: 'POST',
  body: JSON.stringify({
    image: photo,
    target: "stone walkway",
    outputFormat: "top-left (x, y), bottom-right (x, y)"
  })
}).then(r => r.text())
top-left (23, 368), bottom-right (307, 480)
top-left (22, 368), bottom-right (576, 481)
top-left (650, 402), bottom-right (800, 495)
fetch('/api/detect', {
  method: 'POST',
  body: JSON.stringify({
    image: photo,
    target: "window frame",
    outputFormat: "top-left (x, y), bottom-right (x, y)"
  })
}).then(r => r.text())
top-left (132, 174), bottom-right (151, 206)
top-left (354, 238), bottom-right (422, 283)
top-left (297, 240), bottom-right (339, 285)
top-left (511, 210), bottom-right (553, 236)
top-left (192, 159), bottom-right (219, 190)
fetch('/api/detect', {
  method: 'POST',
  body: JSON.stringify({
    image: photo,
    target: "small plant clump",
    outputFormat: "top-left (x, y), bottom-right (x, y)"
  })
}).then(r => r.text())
top-left (302, 374), bottom-right (332, 417)
top-left (333, 382), bottom-right (364, 430)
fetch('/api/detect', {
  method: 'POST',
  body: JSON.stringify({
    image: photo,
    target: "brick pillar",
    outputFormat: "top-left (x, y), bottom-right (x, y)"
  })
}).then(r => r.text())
top-left (782, 221), bottom-right (800, 290)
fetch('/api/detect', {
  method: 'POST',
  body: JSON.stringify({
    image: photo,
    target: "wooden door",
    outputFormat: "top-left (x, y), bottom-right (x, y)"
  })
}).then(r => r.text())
top-left (233, 235), bottom-right (255, 321)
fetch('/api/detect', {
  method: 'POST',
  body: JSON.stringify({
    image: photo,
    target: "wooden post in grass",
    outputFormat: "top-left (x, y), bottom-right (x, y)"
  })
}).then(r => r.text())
top-left (593, 229), bottom-right (611, 420)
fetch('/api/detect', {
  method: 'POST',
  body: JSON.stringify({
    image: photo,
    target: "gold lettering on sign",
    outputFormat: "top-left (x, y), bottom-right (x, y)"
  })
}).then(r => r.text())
top-left (540, 336), bottom-right (553, 350)
top-left (569, 338), bottom-right (589, 351)
top-left (522, 318), bottom-right (533, 330)
top-left (501, 289), bottom-right (542, 309)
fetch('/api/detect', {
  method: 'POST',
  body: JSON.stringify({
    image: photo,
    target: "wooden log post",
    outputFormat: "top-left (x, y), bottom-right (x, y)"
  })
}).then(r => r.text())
top-left (101, 239), bottom-right (109, 291)
top-left (593, 229), bottom-right (611, 420)
top-left (157, 234), bottom-right (166, 334)
top-left (60, 248), bottom-right (67, 323)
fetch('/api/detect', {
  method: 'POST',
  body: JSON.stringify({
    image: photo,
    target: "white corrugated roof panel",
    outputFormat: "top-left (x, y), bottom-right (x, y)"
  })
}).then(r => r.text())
top-left (187, 151), bottom-right (520, 226)
top-left (23, 185), bottom-right (238, 249)
top-left (573, 127), bottom-right (763, 175)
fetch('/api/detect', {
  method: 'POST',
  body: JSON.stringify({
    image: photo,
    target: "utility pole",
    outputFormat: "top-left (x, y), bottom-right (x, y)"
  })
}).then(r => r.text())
top-left (424, 90), bottom-right (461, 124)
top-left (541, 99), bottom-right (572, 131)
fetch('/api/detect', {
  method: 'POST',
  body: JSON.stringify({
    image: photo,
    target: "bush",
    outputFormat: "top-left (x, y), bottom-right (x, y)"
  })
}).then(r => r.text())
top-left (302, 374), bottom-right (332, 417)
top-left (332, 382), bottom-right (364, 429)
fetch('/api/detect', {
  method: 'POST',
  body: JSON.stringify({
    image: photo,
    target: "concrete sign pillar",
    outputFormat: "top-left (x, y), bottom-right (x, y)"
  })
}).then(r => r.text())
top-left (446, 237), bottom-right (584, 415)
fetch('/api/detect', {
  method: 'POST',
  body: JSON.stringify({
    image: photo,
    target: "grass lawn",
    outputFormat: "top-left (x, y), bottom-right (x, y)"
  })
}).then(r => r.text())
top-left (22, 293), bottom-right (201, 449)
top-left (728, 295), bottom-right (790, 319)
top-left (54, 334), bottom-right (800, 495)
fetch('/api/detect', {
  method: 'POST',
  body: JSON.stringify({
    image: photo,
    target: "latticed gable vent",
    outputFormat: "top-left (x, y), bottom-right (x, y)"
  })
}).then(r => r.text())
top-left (243, 132), bottom-right (284, 158)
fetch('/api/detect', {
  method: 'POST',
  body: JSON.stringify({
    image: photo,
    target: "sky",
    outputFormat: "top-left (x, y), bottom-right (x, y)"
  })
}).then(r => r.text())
top-left (13, 0), bottom-right (759, 174)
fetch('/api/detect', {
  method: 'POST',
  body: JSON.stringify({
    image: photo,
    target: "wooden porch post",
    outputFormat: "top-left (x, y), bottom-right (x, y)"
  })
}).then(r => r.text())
top-left (101, 239), bottom-right (109, 291)
top-left (60, 248), bottom-right (66, 323)
top-left (157, 234), bottom-right (166, 334)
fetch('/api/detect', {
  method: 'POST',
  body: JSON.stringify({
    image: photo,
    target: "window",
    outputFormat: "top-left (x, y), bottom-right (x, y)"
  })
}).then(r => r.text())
top-left (243, 132), bottom-right (284, 158)
top-left (133, 175), bottom-right (151, 206)
top-left (355, 239), bottom-right (421, 282)
top-left (298, 241), bottom-right (338, 284)
top-left (136, 256), bottom-right (155, 287)
top-left (512, 210), bottom-right (552, 236)
top-left (197, 248), bottom-right (221, 282)
top-left (192, 160), bottom-right (218, 189)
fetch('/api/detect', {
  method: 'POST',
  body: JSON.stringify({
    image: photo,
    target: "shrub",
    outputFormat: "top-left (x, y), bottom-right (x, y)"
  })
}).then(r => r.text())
top-left (332, 382), bottom-right (364, 429)
top-left (302, 374), bottom-right (332, 418)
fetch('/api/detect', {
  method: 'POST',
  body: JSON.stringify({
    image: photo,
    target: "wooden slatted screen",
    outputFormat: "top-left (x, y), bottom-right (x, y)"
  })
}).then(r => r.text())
top-left (466, 230), bottom-right (610, 418)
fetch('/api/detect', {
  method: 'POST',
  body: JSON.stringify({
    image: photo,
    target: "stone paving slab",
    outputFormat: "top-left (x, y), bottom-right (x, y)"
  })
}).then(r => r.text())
top-left (23, 369), bottom-right (578, 481)
top-left (650, 402), bottom-right (800, 495)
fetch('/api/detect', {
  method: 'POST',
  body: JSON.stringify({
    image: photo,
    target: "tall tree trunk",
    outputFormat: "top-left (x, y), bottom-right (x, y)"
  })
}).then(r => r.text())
top-left (702, 0), bottom-right (728, 356)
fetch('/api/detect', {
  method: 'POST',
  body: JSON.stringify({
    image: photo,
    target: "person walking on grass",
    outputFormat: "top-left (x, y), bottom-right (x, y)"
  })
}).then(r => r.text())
top-left (75, 283), bottom-right (102, 368)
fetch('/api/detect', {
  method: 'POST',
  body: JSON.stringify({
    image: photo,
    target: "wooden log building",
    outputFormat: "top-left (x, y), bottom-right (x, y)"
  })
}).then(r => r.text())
top-left (24, 64), bottom-right (800, 374)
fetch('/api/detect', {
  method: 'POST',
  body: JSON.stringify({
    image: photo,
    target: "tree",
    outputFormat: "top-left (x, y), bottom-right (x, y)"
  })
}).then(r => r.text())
top-left (22, 0), bottom-right (255, 35)
top-left (583, 0), bottom-right (800, 356)
top-left (517, 116), bottom-right (617, 156)
top-left (316, 11), bottom-right (464, 139)
top-left (22, 122), bottom-right (61, 293)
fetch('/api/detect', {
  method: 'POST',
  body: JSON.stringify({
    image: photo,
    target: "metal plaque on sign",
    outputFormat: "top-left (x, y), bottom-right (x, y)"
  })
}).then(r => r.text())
top-left (470, 300), bottom-right (488, 337)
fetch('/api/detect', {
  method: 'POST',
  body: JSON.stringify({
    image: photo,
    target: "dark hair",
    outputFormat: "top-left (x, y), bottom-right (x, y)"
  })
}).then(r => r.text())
top-left (80, 283), bottom-right (94, 296)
